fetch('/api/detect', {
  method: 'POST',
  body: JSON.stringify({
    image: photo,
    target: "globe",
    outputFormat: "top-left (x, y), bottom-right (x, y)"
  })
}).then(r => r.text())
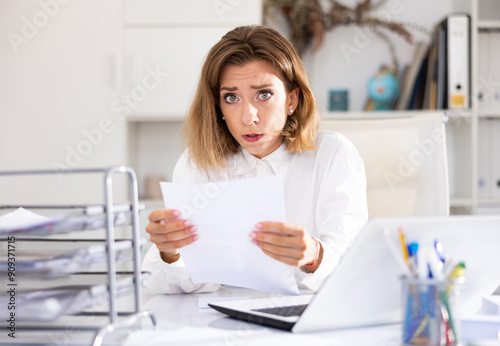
top-left (367, 68), bottom-right (400, 110)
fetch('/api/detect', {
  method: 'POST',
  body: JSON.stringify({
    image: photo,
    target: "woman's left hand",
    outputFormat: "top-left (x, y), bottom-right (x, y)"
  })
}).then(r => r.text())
top-left (249, 222), bottom-right (322, 272)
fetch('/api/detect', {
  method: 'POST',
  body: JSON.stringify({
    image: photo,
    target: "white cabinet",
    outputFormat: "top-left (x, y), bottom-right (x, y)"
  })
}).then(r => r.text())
top-left (473, 0), bottom-right (500, 212)
top-left (124, 27), bottom-right (233, 117)
top-left (0, 0), bottom-right (126, 206)
top-left (123, 0), bottom-right (263, 118)
top-left (125, 0), bottom-right (262, 26)
top-left (445, 113), bottom-right (473, 209)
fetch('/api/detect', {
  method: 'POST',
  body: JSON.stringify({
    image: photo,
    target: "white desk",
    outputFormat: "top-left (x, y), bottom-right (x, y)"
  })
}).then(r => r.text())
top-left (128, 286), bottom-right (500, 346)
top-left (4, 285), bottom-right (499, 345)
top-left (125, 286), bottom-right (402, 346)
top-left (0, 286), bottom-right (398, 346)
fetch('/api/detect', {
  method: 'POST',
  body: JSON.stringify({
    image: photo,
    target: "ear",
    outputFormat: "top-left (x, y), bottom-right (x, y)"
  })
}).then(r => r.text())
top-left (287, 88), bottom-right (299, 112)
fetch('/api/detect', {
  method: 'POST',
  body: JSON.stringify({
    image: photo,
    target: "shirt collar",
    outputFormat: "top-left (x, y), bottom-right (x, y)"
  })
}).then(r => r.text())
top-left (233, 142), bottom-right (292, 176)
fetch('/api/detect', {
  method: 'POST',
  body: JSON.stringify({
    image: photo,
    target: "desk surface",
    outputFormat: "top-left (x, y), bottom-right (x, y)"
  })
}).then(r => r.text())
top-left (1, 286), bottom-right (400, 346)
top-left (4, 285), bottom-right (500, 345)
top-left (126, 286), bottom-right (402, 346)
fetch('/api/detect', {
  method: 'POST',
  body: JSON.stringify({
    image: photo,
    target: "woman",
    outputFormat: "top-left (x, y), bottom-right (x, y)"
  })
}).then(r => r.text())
top-left (142, 25), bottom-right (368, 294)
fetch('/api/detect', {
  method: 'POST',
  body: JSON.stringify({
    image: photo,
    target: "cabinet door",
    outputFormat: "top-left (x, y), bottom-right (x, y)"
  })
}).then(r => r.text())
top-left (124, 27), bottom-right (233, 117)
top-left (0, 0), bottom-right (125, 205)
top-left (125, 0), bottom-right (262, 26)
top-left (477, 32), bottom-right (500, 112)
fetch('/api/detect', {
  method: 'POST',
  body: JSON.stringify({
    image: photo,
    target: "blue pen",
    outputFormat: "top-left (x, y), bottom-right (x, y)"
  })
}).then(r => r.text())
top-left (407, 242), bottom-right (419, 275)
top-left (434, 239), bottom-right (445, 265)
top-left (428, 244), bottom-right (445, 282)
top-left (410, 247), bottom-right (432, 343)
top-left (427, 247), bottom-right (444, 344)
top-left (403, 242), bottom-right (419, 343)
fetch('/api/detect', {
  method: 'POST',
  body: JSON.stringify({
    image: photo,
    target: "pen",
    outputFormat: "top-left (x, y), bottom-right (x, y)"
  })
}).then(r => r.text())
top-left (440, 262), bottom-right (465, 345)
top-left (431, 239), bottom-right (455, 344)
top-left (447, 262), bottom-right (466, 281)
top-left (434, 239), bottom-right (445, 264)
top-left (410, 315), bottom-right (430, 342)
top-left (416, 247), bottom-right (429, 279)
top-left (410, 247), bottom-right (431, 343)
top-left (446, 262), bottom-right (466, 296)
top-left (427, 245), bottom-right (445, 281)
top-left (439, 289), bottom-right (456, 345)
top-left (407, 242), bottom-right (419, 275)
top-left (403, 242), bottom-right (419, 343)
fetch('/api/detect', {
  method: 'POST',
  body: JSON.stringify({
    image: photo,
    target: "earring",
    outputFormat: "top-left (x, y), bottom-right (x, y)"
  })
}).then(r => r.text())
top-left (222, 116), bottom-right (225, 120)
top-left (289, 109), bottom-right (294, 114)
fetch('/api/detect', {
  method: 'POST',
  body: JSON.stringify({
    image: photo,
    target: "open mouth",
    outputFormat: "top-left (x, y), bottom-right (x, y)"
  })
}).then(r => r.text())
top-left (243, 134), bottom-right (263, 142)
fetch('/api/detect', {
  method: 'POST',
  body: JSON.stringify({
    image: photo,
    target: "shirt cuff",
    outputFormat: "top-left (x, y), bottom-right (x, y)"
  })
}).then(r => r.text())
top-left (142, 245), bottom-right (220, 294)
top-left (296, 238), bottom-right (342, 292)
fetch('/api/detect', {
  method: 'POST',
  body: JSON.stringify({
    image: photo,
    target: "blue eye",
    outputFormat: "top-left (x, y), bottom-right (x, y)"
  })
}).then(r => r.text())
top-left (224, 94), bottom-right (238, 103)
top-left (258, 90), bottom-right (273, 100)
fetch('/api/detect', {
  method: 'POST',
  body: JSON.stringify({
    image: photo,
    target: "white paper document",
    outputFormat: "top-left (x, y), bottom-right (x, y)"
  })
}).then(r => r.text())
top-left (160, 175), bottom-right (299, 295)
top-left (0, 207), bottom-right (55, 233)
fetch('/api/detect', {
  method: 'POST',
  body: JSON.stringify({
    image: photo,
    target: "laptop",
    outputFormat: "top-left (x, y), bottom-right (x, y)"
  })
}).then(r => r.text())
top-left (209, 215), bottom-right (500, 332)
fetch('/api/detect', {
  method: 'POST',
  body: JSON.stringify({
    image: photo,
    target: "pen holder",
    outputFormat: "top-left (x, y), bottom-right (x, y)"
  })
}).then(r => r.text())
top-left (401, 276), bottom-right (461, 346)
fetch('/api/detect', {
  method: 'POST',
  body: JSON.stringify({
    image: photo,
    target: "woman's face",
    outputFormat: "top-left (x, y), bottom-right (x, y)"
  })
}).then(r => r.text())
top-left (219, 60), bottom-right (298, 159)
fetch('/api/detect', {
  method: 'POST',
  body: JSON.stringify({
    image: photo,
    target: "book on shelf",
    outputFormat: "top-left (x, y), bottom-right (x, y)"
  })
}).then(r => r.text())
top-left (422, 29), bottom-right (439, 110)
top-left (436, 24), bottom-right (447, 109)
top-left (408, 50), bottom-right (429, 110)
top-left (443, 14), bottom-right (471, 109)
top-left (395, 41), bottom-right (429, 110)
top-left (399, 13), bottom-right (471, 110)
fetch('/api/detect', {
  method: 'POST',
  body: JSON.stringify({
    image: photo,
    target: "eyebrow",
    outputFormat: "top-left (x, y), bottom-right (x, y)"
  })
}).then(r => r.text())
top-left (220, 84), bottom-right (274, 91)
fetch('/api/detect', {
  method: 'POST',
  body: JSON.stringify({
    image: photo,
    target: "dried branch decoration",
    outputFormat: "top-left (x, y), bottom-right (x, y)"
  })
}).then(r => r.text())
top-left (265, 0), bottom-right (430, 69)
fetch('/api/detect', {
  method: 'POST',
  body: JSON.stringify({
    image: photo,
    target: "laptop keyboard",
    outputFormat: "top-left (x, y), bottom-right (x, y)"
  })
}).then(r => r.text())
top-left (251, 304), bottom-right (308, 317)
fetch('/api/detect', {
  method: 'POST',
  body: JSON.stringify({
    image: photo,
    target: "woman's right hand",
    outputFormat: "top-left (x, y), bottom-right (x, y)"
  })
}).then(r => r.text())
top-left (145, 209), bottom-right (199, 263)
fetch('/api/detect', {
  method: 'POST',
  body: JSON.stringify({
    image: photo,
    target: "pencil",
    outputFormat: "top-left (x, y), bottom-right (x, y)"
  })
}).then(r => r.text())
top-left (399, 227), bottom-right (410, 268)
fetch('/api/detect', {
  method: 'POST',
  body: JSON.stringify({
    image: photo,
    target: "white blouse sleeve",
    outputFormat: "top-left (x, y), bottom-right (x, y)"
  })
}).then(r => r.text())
top-left (141, 150), bottom-right (221, 294)
top-left (299, 135), bottom-right (369, 291)
top-left (142, 244), bottom-right (221, 294)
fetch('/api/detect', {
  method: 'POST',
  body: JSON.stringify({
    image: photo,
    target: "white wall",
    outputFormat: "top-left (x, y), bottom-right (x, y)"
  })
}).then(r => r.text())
top-left (0, 0), bottom-right (127, 205)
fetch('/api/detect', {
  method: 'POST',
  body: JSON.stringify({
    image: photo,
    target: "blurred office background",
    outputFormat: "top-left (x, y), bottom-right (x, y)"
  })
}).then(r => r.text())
top-left (1, 0), bottom-right (499, 216)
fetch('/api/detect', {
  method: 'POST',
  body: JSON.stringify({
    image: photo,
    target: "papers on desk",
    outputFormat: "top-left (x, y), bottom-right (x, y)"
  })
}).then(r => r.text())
top-left (0, 274), bottom-right (147, 321)
top-left (0, 207), bottom-right (57, 233)
top-left (0, 206), bottom-right (140, 235)
top-left (0, 207), bottom-right (147, 277)
top-left (161, 175), bottom-right (299, 295)
top-left (0, 238), bottom-right (147, 278)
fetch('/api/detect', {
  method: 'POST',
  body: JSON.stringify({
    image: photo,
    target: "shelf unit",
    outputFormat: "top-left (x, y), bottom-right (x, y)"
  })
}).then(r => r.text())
top-left (0, 167), bottom-right (156, 346)
top-left (477, 20), bottom-right (500, 30)
top-left (471, 0), bottom-right (500, 213)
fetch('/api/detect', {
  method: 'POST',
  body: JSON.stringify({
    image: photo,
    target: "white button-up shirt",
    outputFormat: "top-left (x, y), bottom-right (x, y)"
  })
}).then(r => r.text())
top-left (142, 130), bottom-right (368, 294)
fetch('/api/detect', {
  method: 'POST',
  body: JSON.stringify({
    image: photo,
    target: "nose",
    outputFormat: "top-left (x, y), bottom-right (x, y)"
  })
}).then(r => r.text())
top-left (241, 101), bottom-right (259, 126)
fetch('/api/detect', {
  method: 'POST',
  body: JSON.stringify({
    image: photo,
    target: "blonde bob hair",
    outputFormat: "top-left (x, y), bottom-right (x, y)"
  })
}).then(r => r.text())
top-left (182, 25), bottom-right (319, 170)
